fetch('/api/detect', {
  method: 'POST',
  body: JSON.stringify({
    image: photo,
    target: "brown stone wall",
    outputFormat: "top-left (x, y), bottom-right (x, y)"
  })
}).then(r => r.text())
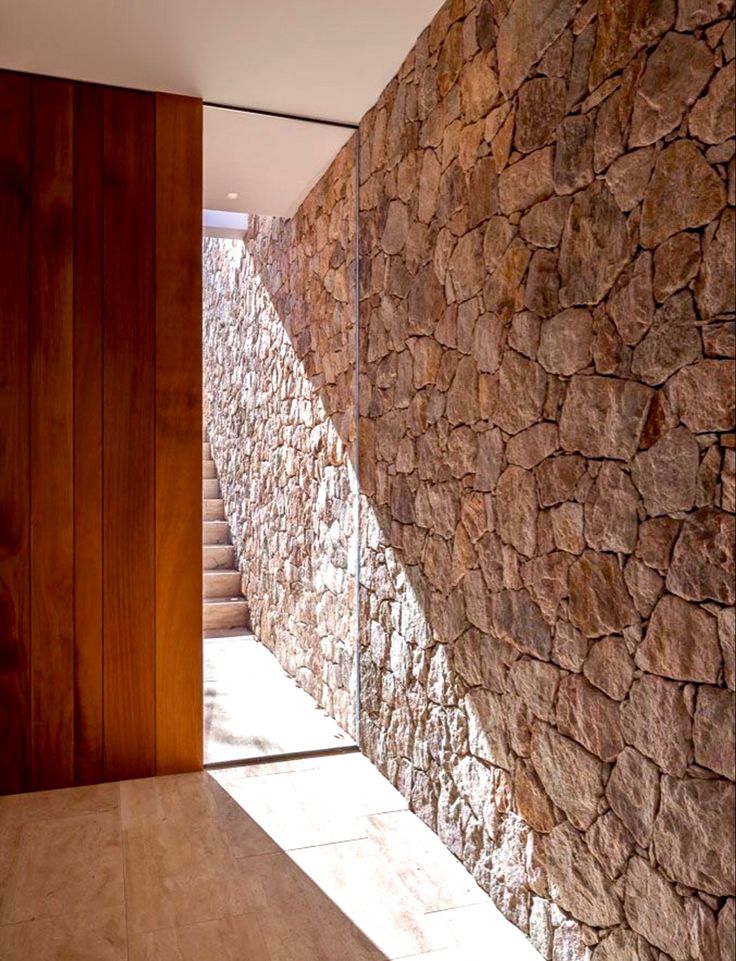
top-left (357, 1), bottom-right (735, 959)
top-left (204, 1), bottom-right (735, 957)
top-left (203, 139), bottom-right (357, 735)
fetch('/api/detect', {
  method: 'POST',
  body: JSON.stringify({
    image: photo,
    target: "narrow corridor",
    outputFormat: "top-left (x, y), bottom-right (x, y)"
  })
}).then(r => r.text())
top-left (203, 434), bottom-right (353, 765)
top-left (0, 753), bottom-right (541, 960)
top-left (204, 634), bottom-right (353, 764)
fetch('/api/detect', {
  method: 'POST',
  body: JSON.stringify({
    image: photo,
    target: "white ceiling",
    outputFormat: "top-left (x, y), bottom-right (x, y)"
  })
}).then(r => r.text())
top-left (204, 108), bottom-right (353, 218)
top-left (2, 0), bottom-right (441, 220)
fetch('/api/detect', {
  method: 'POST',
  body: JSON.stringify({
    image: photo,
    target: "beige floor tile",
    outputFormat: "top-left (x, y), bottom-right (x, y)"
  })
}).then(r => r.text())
top-left (396, 952), bottom-right (501, 960)
top-left (0, 810), bottom-right (124, 925)
top-left (397, 953), bottom-right (472, 960)
top-left (0, 821), bottom-right (22, 880)
top-left (288, 838), bottom-right (438, 959)
top-left (126, 871), bottom-right (249, 936)
top-left (213, 752), bottom-right (408, 818)
top-left (216, 768), bottom-right (369, 850)
top-left (0, 906), bottom-right (126, 961)
top-left (0, 782), bottom-right (119, 827)
top-left (0, 782), bottom-right (120, 899)
top-left (124, 814), bottom-right (234, 879)
top-left (422, 902), bottom-right (542, 960)
top-left (364, 810), bottom-right (488, 913)
top-left (215, 753), bottom-right (407, 852)
top-left (233, 852), bottom-right (386, 961)
top-left (0, 756), bottom-right (545, 961)
top-left (312, 753), bottom-right (410, 816)
top-left (206, 777), bottom-right (281, 859)
top-left (120, 772), bottom-right (219, 829)
top-left (123, 814), bottom-right (246, 934)
top-left (121, 771), bottom-right (280, 861)
top-left (128, 913), bottom-right (276, 961)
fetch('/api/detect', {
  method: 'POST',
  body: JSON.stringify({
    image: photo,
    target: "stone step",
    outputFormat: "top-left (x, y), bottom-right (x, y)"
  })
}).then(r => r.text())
top-left (203, 441), bottom-right (211, 459)
top-left (203, 598), bottom-right (250, 631)
top-left (203, 544), bottom-right (235, 571)
top-left (204, 570), bottom-right (241, 599)
top-left (203, 460), bottom-right (216, 479)
top-left (203, 498), bottom-right (225, 522)
top-left (203, 520), bottom-right (229, 545)
top-left (203, 478), bottom-right (220, 499)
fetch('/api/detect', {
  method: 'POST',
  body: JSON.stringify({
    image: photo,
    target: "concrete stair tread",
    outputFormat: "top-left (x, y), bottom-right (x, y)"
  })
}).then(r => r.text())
top-left (203, 520), bottom-right (230, 545)
top-left (203, 597), bottom-right (250, 631)
top-left (203, 498), bottom-right (225, 521)
top-left (204, 570), bottom-right (241, 599)
top-left (203, 544), bottom-right (235, 570)
top-left (203, 597), bottom-right (249, 609)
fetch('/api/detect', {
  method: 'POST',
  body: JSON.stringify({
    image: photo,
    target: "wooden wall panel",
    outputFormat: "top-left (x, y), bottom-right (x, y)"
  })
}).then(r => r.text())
top-left (0, 72), bottom-right (31, 796)
top-left (0, 70), bottom-right (202, 793)
top-left (102, 88), bottom-right (157, 782)
top-left (154, 93), bottom-right (203, 774)
top-left (29, 77), bottom-right (75, 791)
top-left (73, 84), bottom-right (104, 785)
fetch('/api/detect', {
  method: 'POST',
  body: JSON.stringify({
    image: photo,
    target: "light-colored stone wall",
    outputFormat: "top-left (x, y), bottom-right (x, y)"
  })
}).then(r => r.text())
top-left (203, 140), bottom-right (357, 735)
top-left (205, 1), bottom-right (736, 958)
top-left (357, 1), bottom-right (735, 959)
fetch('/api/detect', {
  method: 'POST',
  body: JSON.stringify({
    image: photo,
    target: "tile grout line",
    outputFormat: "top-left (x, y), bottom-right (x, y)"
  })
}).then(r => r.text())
top-left (422, 895), bottom-right (499, 917)
top-left (223, 805), bottom-right (412, 861)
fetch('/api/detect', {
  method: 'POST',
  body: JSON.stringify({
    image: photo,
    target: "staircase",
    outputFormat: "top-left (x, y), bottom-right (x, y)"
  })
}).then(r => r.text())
top-left (203, 437), bottom-right (251, 634)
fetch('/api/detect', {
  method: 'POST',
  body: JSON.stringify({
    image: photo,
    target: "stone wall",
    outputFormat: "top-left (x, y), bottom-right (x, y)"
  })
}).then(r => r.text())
top-left (203, 140), bottom-right (357, 735)
top-left (204, 1), bottom-right (736, 958)
top-left (357, 1), bottom-right (735, 959)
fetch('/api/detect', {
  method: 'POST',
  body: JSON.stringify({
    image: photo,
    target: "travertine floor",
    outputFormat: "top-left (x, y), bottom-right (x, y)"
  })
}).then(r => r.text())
top-left (204, 634), bottom-right (353, 764)
top-left (0, 753), bottom-right (542, 960)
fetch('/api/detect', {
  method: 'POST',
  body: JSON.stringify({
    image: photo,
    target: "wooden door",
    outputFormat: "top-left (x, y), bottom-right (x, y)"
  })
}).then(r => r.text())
top-left (0, 70), bottom-right (203, 794)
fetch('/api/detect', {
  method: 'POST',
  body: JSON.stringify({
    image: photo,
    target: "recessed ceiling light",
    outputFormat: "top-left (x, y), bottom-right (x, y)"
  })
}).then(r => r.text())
top-left (227, 192), bottom-right (239, 200)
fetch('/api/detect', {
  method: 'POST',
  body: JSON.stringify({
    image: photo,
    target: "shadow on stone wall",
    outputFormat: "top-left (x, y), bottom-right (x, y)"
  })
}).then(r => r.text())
top-left (352, 3), bottom-right (735, 959)
top-left (205, 1), bottom-right (736, 959)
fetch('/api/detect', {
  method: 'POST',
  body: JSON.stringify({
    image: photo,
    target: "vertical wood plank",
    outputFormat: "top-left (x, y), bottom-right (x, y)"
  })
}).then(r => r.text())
top-left (0, 71), bottom-right (31, 795)
top-left (29, 76), bottom-right (75, 791)
top-left (102, 88), bottom-right (156, 781)
top-left (154, 93), bottom-right (203, 774)
top-left (73, 84), bottom-right (104, 785)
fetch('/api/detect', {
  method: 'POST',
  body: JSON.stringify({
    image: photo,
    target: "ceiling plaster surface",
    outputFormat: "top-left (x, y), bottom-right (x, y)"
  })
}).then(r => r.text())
top-left (204, 107), bottom-right (354, 218)
top-left (1, 0), bottom-right (441, 124)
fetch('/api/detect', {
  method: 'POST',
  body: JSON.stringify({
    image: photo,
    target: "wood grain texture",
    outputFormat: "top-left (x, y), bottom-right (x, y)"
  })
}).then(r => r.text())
top-left (0, 71), bottom-right (31, 796)
top-left (0, 73), bottom-right (203, 793)
top-left (154, 93), bottom-right (203, 774)
top-left (73, 83), bottom-right (104, 785)
top-left (29, 76), bottom-right (75, 791)
top-left (102, 87), bottom-right (156, 781)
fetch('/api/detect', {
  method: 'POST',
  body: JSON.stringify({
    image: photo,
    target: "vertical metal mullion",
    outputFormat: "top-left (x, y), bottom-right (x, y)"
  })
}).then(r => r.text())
top-left (352, 128), bottom-right (361, 747)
